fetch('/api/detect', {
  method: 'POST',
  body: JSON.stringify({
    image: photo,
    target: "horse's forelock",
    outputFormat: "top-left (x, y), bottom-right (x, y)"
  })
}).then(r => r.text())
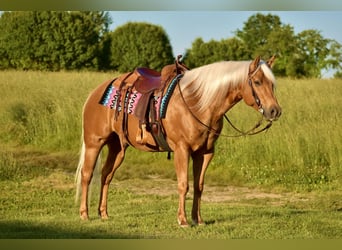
top-left (260, 62), bottom-right (276, 86)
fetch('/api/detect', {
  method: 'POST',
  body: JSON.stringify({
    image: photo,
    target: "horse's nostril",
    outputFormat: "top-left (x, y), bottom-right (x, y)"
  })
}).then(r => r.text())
top-left (272, 108), bottom-right (278, 117)
top-left (273, 106), bottom-right (281, 118)
top-left (267, 105), bottom-right (281, 120)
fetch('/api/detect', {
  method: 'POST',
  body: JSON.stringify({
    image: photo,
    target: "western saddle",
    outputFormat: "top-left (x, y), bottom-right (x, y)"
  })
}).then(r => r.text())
top-left (116, 55), bottom-right (189, 152)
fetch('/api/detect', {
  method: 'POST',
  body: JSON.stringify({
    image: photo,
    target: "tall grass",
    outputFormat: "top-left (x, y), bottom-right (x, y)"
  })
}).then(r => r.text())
top-left (208, 78), bottom-right (342, 190)
top-left (0, 71), bottom-right (114, 150)
top-left (0, 71), bottom-right (341, 191)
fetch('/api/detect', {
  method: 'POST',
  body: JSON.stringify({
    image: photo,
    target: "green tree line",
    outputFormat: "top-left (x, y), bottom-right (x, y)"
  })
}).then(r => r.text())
top-left (185, 13), bottom-right (342, 78)
top-left (0, 11), bottom-right (341, 78)
top-left (0, 11), bottom-right (173, 72)
top-left (0, 11), bottom-right (111, 71)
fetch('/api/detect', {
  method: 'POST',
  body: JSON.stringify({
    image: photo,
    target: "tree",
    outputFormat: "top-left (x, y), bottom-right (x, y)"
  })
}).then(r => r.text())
top-left (184, 37), bottom-right (248, 68)
top-left (0, 12), bottom-right (35, 69)
top-left (183, 38), bottom-right (217, 68)
top-left (329, 40), bottom-right (342, 78)
top-left (295, 30), bottom-right (330, 78)
top-left (235, 13), bottom-right (282, 57)
top-left (235, 13), bottom-right (299, 77)
top-left (0, 11), bottom-right (111, 71)
top-left (255, 24), bottom-right (299, 77)
top-left (109, 22), bottom-right (174, 72)
top-left (334, 71), bottom-right (342, 79)
top-left (235, 13), bottom-right (342, 78)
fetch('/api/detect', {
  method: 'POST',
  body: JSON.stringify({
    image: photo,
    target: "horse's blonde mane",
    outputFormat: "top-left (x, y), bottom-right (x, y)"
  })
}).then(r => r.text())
top-left (179, 60), bottom-right (275, 113)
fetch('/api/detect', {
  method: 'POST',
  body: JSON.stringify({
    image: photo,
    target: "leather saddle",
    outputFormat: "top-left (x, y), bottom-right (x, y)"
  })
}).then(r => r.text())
top-left (134, 68), bottom-right (162, 94)
top-left (134, 55), bottom-right (189, 95)
top-left (119, 56), bottom-right (189, 149)
top-left (133, 57), bottom-right (189, 123)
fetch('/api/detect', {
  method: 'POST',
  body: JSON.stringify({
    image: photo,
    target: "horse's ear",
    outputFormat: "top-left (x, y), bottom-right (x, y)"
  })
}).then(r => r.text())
top-left (266, 55), bottom-right (276, 68)
top-left (249, 56), bottom-right (261, 73)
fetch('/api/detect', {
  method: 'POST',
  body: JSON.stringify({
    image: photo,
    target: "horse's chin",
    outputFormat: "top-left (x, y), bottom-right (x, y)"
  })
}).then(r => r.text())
top-left (265, 117), bottom-right (278, 122)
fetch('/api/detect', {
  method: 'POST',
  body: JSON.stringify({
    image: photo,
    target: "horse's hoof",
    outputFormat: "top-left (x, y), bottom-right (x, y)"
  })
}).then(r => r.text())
top-left (180, 223), bottom-right (189, 228)
top-left (191, 220), bottom-right (206, 226)
top-left (80, 214), bottom-right (89, 220)
top-left (101, 215), bottom-right (109, 220)
top-left (178, 219), bottom-right (189, 228)
top-left (99, 211), bottom-right (109, 220)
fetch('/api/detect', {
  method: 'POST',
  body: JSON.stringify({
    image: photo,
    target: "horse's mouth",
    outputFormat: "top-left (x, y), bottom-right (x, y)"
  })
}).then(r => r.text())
top-left (263, 105), bottom-right (282, 122)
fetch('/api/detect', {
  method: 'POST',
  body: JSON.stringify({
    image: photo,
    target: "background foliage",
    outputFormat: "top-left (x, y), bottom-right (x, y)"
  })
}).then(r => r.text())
top-left (0, 11), bottom-right (111, 71)
top-left (0, 11), bottom-right (341, 78)
top-left (185, 13), bottom-right (342, 78)
top-left (108, 22), bottom-right (174, 72)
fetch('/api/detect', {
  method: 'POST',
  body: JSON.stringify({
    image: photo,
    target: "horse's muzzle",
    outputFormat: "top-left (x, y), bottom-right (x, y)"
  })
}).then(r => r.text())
top-left (263, 104), bottom-right (282, 121)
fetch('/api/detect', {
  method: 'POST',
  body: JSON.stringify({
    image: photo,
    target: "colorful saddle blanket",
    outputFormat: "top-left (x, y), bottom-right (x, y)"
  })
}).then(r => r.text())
top-left (99, 74), bottom-right (183, 119)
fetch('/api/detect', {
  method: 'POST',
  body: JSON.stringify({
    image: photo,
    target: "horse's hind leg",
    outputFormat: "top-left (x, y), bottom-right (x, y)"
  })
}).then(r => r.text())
top-left (98, 134), bottom-right (127, 219)
top-left (79, 142), bottom-right (104, 220)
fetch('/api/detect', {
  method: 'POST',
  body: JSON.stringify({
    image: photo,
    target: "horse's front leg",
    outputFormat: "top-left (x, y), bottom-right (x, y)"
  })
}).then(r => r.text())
top-left (174, 144), bottom-right (190, 227)
top-left (191, 150), bottom-right (214, 225)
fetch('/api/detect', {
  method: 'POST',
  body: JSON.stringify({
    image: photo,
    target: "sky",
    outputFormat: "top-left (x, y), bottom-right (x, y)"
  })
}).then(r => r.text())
top-left (108, 11), bottom-right (342, 77)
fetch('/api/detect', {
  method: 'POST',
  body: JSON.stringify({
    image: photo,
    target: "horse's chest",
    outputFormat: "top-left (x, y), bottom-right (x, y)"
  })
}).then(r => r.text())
top-left (186, 130), bottom-right (219, 152)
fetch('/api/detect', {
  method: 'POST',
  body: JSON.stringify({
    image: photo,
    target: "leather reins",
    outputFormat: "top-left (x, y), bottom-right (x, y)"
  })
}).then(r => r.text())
top-left (176, 66), bottom-right (273, 138)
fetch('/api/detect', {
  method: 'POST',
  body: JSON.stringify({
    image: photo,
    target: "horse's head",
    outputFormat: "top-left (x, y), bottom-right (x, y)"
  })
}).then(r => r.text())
top-left (242, 56), bottom-right (282, 121)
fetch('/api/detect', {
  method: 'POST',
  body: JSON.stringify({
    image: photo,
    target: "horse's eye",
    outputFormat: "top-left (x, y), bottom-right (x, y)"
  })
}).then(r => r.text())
top-left (254, 80), bottom-right (261, 86)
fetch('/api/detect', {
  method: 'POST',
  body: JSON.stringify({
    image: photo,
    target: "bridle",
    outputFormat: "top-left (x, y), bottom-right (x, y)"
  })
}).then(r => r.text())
top-left (248, 64), bottom-right (264, 115)
top-left (177, 64), bottom-right (273, 138)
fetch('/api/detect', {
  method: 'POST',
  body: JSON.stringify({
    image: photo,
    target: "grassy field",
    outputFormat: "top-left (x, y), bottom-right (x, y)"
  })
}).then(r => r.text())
top-left (0, 71), bottom-right (341, 238)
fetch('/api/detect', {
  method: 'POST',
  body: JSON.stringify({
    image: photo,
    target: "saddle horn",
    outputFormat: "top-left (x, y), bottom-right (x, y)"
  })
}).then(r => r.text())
top-left (175, 55), bottom-right (189, 74)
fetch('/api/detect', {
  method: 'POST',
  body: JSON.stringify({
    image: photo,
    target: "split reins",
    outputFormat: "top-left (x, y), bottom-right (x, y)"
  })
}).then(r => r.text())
top-left (223, 114), bottom-right (272, 137)
top-left (176, 67), bottom-right (273, 138)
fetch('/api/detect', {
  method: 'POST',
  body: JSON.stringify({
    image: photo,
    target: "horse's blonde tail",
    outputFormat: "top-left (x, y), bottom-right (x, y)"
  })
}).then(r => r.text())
top-left (75, 141), bottom-right (86, 204)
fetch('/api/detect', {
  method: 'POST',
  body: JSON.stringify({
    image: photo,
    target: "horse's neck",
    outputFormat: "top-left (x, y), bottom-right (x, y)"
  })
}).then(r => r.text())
top-left (207, 84), bottom-right (243, 121)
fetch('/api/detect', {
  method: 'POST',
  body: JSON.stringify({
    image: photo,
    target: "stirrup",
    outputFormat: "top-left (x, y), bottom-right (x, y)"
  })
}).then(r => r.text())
top-left (136, 123), bottom-right (148, 145)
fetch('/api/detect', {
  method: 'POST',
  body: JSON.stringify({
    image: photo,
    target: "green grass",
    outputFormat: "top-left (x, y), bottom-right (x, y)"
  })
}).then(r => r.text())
top-left (0, 173), bottom-right (341, 239)
top-left (0, 71), bottom-right (341, 238)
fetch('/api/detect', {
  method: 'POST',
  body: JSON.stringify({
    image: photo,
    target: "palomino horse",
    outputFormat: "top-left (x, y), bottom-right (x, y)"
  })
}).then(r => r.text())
top-left (75, 56), bottom-right (281, 226)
